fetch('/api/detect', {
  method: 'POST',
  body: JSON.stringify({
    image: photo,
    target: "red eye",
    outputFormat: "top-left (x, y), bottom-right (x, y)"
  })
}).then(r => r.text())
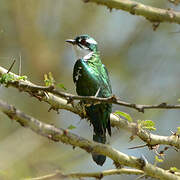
top-left (81, 39), bottom-right (87, 45)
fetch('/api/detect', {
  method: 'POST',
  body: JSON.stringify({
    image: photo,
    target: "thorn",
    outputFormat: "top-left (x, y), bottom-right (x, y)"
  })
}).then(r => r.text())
top-left (170, 130), bottom-right (176, 136)
top-left (47, 134), bottom-right (52, 139)
top-left (107, 6), bottom-right (113, 12)
top-left (48, 106), bottom-right (53, 112)
top-left (33, 94), bottom-right (43, 101)
top-left (159, 102), bottom-right (167, 107)
top-left (149, 144), bottom-right (159, 151)
top-left (152, 22), bottom-right (160, 31)
top-left (141, 154), bottom-right (148, 164)
top-left (113, 161), bottom-right (122, 169)
top-left (110, 95), bottom-right (117, 102)
top-left (129, 135), bottom-right (136, 142)
top-left (138, 106), bottom-right (144, 113)
top-left (164, 146), bottom-right (169, 151)
top-left (99, 173), bottom-right (103, 179)
top-left (66, 97), bottom-right (74, 104)
top-left (130, 4), bottom-right (138, 15)
top-left (7, 59), bottom-right (16, 73)
top-left (18, 52), bottom-right (22, 76)
top-left (44, 91), bottom-right (50, 99)
top-left (48, 85), bottom-right (55, 91)
top-left (138, 154), bottom-right (148, 169)
top-left (135, 174), bottom-right (146, 180)
top-left (173, 147), bottom-right (179, 152)
top-left (63, 129), bottom-right (68, 135)
top-left (128, 144), bottom-right (147, 149)
top-left (95, 88), bottom-right (100, 97)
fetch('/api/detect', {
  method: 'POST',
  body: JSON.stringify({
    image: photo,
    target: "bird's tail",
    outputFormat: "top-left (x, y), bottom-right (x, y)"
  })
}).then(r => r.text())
top-left (92, 133), bottom-right (106, 166)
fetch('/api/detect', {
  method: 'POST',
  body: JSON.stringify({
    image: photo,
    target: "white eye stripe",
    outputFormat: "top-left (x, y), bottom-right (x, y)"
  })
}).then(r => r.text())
top-left (86, 38), bottom-right (97, 45)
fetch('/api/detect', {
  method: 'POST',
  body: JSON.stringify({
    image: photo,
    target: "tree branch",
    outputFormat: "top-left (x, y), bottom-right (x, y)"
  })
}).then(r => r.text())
top-left (1, 65), bottom-right (180, 113)
top-left (0, 99), bottom-right (179, 180)
top-left (82, 0), bottom-right (180, 25)
top-left (0, 65), bottom-right (180, 150)
top-left (27, 168), bottom-right (144, 180)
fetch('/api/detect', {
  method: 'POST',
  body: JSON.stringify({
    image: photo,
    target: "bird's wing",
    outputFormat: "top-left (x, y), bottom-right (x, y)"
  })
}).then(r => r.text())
top-left (98, 64), bottom-right (112, 97)
top-left (73, 59), bottom-right (100, 96)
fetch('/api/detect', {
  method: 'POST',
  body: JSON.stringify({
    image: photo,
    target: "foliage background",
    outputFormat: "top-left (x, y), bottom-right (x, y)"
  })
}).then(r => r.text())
top-left (0, 0), bottom-right (180, 179)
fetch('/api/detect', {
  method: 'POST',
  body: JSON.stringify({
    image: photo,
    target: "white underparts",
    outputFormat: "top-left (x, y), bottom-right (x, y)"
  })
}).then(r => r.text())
top-left (72, 46), bottom-right (93, 60)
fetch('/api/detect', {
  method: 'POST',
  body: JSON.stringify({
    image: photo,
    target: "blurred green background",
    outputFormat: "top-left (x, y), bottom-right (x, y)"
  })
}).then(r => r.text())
top-left (0, 0), bottom-right (180, 179)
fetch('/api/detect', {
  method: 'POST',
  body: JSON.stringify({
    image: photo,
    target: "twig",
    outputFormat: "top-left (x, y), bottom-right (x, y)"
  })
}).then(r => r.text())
top-left (7, 59), bottom-right (16, 73)
top-left (128, 144), bottom-right (148, 150)
top-left (0, 99), bottom-right (179, 180)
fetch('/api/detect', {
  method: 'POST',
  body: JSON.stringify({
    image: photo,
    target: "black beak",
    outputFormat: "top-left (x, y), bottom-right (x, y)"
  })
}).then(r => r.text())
top-left (65, 39), bottom-right (76, 45)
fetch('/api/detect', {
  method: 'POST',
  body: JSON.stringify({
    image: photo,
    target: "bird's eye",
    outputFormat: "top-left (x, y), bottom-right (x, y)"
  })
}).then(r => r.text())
top-left (80, 39), bottom-right (88, 46)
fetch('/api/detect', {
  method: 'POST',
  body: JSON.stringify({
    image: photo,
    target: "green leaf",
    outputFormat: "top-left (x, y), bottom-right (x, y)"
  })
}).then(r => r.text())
top-left (57, 83), bottom-right (67, 91)
top-left (144, 126), bottom-right (156, 131)
top-left (155, 156), bottom-right (163, 163)
top-left (17, 75), bottom-right (27, 81)
top-left (48, 72), bottom-right (55, 83)
top-left (44, 74), bottom-right (49, 86)
top-left (177, 127), bottom-right (180, 135)
top-left (0, 73), bottom-right (15, 84)
top-left (115, 111), bottom-right (133, 122)
top-left (67, 125), bottom-right (76, 130)
top-left (170, 167), bottom-right (180, 173)
top-left (141, 120), bottom-right (155, 127)
top-left (44, 72), bottom-right (55, 86)
top-left (138, 120), bottom-right (156, 131)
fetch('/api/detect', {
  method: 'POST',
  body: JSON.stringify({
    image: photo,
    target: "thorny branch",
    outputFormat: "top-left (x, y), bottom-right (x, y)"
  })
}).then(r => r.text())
top-left (81, 0), bottom-right (180, 26)
top-left (0, 65), bottom-right (180, 150)
top-left (0, 99), bottom-right (179, 180)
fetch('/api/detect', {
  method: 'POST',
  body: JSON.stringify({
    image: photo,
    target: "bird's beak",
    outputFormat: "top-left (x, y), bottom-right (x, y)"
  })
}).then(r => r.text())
top-left (65, 39), bottom-right (76, 45)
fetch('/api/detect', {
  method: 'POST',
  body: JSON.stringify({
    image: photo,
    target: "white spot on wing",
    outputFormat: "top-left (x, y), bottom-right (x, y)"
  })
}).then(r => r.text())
top-left (75, 68), bottom-right (82, 82)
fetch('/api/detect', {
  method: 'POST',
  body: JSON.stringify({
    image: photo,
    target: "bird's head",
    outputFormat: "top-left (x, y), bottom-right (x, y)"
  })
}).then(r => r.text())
top-left (66, 35), bottom-right (98, 53)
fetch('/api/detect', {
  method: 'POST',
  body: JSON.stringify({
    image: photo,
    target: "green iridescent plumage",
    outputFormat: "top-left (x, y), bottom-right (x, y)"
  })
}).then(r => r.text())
top-left (66, 35), bottom-right (112, 166)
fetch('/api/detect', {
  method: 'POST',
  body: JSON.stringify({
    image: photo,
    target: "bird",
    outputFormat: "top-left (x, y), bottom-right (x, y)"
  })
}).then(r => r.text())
top-left (66, 35), bottom-right (112, 166)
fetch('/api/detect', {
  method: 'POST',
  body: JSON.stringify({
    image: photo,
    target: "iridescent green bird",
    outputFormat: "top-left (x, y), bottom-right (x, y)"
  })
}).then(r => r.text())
top-left (66, 35), bottom-right (112, 166)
